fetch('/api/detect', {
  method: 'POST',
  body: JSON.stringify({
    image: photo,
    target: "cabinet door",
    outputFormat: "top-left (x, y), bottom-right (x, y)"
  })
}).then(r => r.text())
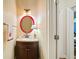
top-left (24, 45), bottom-right (38, 59)
top-left (15, 42), bottom-right (39, 59)
top-left (15, 45), bottom-right (38, 59)
top-left (15, 46), bottom-right (28, 59)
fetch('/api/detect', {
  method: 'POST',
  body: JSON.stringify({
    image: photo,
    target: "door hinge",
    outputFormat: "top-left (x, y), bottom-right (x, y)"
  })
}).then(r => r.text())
top-left (54, 35), bottom-right (59, 40)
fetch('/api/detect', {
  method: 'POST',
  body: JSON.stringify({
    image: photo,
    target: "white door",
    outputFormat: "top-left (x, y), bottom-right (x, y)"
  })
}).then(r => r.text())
top-left (67, 8), bottom-right (74, 59)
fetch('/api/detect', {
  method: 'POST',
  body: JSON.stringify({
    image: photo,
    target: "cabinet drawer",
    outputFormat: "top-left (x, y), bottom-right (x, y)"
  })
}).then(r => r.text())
top-left (16, 41), bottom-right (38, 46)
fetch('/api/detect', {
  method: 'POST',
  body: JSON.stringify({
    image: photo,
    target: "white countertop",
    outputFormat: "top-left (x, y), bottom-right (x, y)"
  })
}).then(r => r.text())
top-left (16, 38), bottom-right (38, 42)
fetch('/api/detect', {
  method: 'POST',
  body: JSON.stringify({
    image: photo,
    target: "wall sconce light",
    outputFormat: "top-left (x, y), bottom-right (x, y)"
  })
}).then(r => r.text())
top-left (24, 9), bottom-right (31, 15)
top-left (24, 9), bottom-right (30, 12)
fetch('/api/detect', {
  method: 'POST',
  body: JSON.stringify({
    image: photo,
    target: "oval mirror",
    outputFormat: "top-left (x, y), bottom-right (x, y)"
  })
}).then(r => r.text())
top-left (20, 16), bottom-right (35, 33)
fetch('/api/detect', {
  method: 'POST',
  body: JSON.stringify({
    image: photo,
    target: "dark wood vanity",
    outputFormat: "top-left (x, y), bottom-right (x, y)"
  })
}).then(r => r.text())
top-left (15, 41), bottom-right (39, 59)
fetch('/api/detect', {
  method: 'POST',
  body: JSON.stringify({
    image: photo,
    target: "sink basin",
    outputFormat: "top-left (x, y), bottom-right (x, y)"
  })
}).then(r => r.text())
top-left (16, 38), bottom-right (38, 42)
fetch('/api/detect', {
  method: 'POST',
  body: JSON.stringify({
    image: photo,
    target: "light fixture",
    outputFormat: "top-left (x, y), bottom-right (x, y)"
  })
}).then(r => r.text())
top-left (24, 9), bottom-right (31, 12)
top-left (24, 9), bottom-right (31, 15)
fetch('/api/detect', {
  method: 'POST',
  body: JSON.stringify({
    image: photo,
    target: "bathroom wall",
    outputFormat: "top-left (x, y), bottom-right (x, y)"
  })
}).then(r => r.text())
top-left (36, 0), bottom-right (49, 59)
top-left (3, 0), bottom-right (17, 59)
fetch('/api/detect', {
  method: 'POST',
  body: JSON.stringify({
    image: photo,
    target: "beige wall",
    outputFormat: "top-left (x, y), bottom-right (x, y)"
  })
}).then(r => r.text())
top-left (3, 0), bottom-right (17, 59)
top-left (37, 0), bottom-right (49, 59)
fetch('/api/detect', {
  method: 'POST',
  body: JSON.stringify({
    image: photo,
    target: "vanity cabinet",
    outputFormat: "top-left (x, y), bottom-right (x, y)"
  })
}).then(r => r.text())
top-left (15, 41), bottom-right (39, 59)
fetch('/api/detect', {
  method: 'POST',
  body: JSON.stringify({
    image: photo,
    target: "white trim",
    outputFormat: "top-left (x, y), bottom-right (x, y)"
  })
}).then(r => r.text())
top-left (49, 0), bottom-right (57, 59)
top-left (46, 0), bottom-right (50, 59)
